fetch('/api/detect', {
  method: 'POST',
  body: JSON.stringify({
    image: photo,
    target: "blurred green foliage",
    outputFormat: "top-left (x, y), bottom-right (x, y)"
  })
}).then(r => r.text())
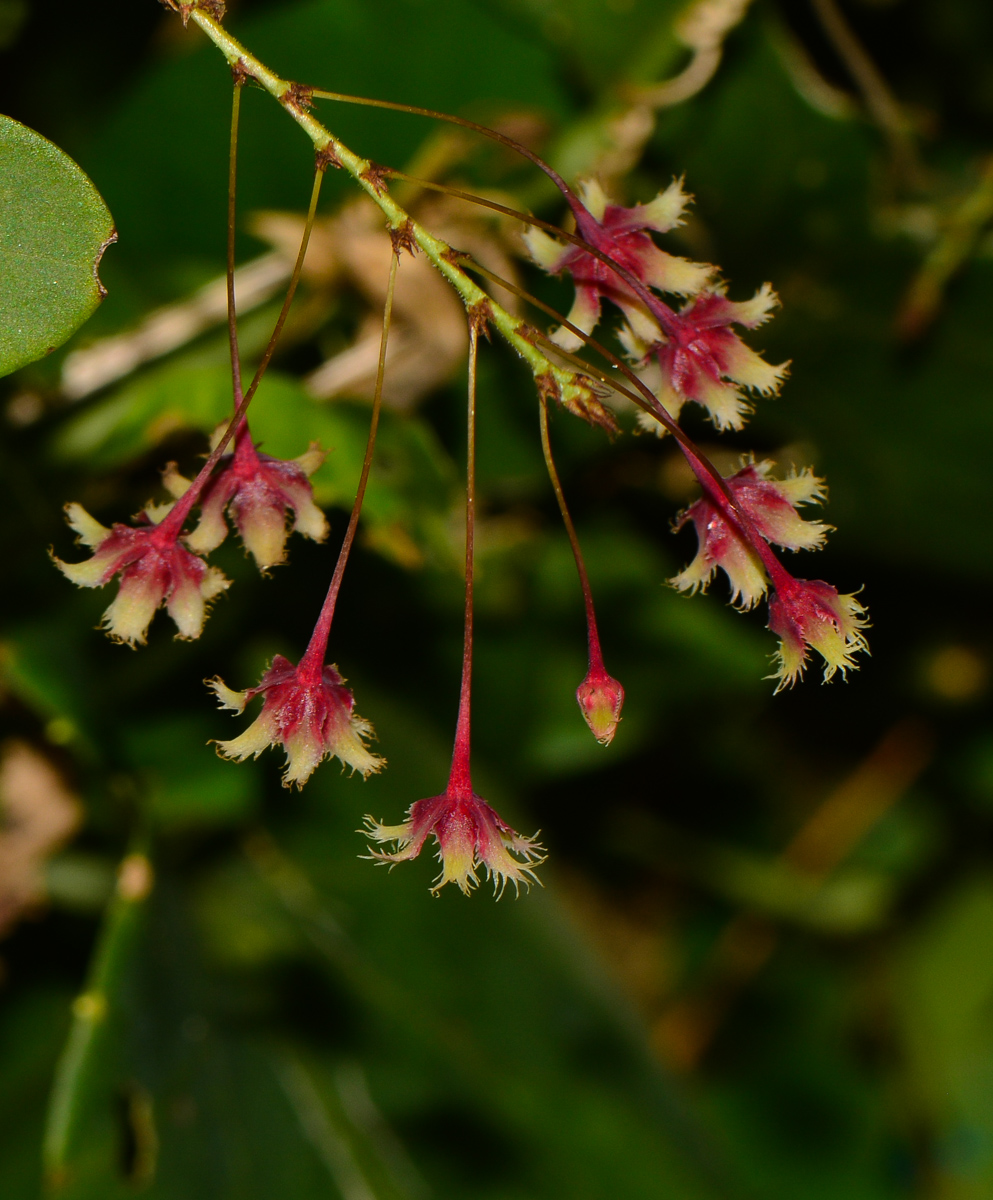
top-left (4, 0), bottom-right (993, 1197)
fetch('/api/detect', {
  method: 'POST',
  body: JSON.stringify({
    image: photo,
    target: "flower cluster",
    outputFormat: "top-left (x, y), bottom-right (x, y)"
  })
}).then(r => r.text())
top-left (524, 179), bottom-right (713, 351)
top-left (525, 178), bottom-right (867, 687)
top-left (54, 422), bottom-right (327, 644)
top-left (52, 21), bottom-right (869, 903)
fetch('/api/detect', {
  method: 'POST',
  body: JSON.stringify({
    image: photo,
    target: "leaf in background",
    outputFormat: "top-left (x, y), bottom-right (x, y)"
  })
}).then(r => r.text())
top-left (0, 114), bottom-right (114, 378)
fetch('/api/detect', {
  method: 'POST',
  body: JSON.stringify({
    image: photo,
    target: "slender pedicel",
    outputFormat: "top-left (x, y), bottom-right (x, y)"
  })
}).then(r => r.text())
top-left (538, 397), bottom-right (624, 745)
top-left (300, 249), bottom-right (399, 673)
top-left (364, 313), bottom-right (544, 892)
top-left (208, 250), bottom-right (400, 785)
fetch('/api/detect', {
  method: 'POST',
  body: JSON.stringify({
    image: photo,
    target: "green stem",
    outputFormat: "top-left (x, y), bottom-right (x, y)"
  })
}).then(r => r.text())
top-left (42, 848), bottom-right (154, 1194)
top-left (186, 7), bottom-right (584, 403)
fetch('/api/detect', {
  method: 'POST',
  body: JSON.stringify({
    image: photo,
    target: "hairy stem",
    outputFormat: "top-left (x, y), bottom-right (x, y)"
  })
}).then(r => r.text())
top-left (184, 8), bottom-right (618, 405)
top-left (301, 251), bottom-right (399, 676)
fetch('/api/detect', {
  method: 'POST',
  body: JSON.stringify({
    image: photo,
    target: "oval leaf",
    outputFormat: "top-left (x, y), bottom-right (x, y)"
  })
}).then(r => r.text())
top-left (0, 114), bottom-right (115, 378)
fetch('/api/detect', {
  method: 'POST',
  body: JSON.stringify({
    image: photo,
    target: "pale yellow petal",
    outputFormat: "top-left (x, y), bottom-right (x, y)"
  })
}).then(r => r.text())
top-left (722, 339), bottom-right (789, 394)
top-left (215, 710), bottom-right (279, 762)
top-left (161, 462), bottom-right (192, 499)
top-left (240, 505), bottom-right (289, 571)
top-left (727, 282), bottom-right (779, 327)
top-left (638, 179), bottom-right (692, 232)
top-left (184, 491), bottom-right (230, 554)
top-left (293, 441), bottom-right (327, 477)
top-left (101, 574), bottom-right (164, 646)
top-left (576, 177), bottom-right (609, 221)
top-left (523, 225), bottom-right (568, 272)
top-left (64, 502), bottom-right (110, 548)
top-left (640, 246), bottom-right (713, 297)
top-left (207, 677), bottom-right (248, 714)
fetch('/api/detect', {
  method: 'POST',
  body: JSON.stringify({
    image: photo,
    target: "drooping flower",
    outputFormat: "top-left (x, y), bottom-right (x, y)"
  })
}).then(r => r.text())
top-left (525, 178), bottom-right (713, 351)
top-left (576, 662), bottom-right (625, 746)
top-left (365, 784), bottom-right (544, 896)
top-left (767, 579), bottom-right (869, 690)
top-left (164, 428), bottom-right (328, 571)
top-left (672, 460), bottom-right (831, 608)
top-left (627, 285), bottom-right (789, 431)
top-left (210, 654), bottom-right (383, 788)
top-left (53, 502), bottom-right (229, 646)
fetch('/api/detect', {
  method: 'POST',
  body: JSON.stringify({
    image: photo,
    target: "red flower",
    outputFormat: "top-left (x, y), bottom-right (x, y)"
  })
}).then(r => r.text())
top-left (767, 579), bottom-right (869, 690)
top-left (628, 286), bottom-right (789, 431)
top-left (672, 460), bottom-right (830, 608)
top-left (525, 178), bottom-right (713, 351)
top-left (165, 428), bottom-right (327, 571)
top-left (53, 503), bottom-right (229, 646)
top-left (210, 654), bottom-right (383, 788)
top-left (365, 786), bottom-right (544, 896)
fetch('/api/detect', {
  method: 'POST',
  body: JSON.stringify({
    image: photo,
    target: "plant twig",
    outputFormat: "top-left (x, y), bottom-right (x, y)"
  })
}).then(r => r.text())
top-left (43, 849), bottom-right (154, 1193)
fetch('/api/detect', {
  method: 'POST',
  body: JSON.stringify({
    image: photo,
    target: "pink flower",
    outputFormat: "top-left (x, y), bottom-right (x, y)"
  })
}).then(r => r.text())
top-left (672, 460), bottom-right (830, 608)
top-left (165, 429), bottom-right (328, 571)
top-left (525, 179), bottom-right (713, 351)
top-left (210, 654), bottom-right (383, 788)
top-left (365, 787), bottom-right (544, 896)
top-left (628, 285), bottom-right (789, 431)
top-left (53, 503), bottom-right (229, 646)
top-left (576, 663), bottom-right (625, 745)
top-left (767, 579), bottom-right (869, 691)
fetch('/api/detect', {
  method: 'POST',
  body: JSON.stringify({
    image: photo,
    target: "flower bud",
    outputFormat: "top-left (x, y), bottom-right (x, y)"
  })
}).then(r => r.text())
top-left (576, 665), bottom-right (625, 745)
top-left (365, 789), bottom-right (544, 896)
top-left (210, 655), bottom-right (383, 788)
top-left (53, 503), bottom-right (229, 646)
top-left (767, 579), bottom-right (869, 690)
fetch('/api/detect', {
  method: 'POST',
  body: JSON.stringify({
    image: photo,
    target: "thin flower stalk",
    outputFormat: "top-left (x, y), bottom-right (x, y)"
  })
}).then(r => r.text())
top-left (210, 250), bottom-right (399, 785)
top-left (538, 397), bottom-right (624, 745)
top-left (365, 316), bottom-right (544, 894)
top-left (54, 158), bottom-right (329, 642)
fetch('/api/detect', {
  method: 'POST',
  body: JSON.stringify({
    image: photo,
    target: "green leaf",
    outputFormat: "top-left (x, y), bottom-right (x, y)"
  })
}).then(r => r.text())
top-left (0, 114), bottom-right (115, 378)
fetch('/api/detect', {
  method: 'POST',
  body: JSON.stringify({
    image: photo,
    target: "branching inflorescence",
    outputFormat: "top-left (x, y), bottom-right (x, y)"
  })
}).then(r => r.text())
top-left (54, 0), bottom-right (868, 894)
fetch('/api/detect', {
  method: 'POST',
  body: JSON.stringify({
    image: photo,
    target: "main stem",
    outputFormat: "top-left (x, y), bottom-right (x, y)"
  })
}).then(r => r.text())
top-left (538, 397), bottom-right (605, 671)
top-left (300, 251), bottom-right (399, 676)
top-left (449, 321), bottom-right (479, 795)
top-left (184, 10), bottom-right (614, 406)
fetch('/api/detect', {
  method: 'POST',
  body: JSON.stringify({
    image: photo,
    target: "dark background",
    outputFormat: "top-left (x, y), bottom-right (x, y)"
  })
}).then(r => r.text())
top-left (3, 1), bottom-right (993, 1197)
